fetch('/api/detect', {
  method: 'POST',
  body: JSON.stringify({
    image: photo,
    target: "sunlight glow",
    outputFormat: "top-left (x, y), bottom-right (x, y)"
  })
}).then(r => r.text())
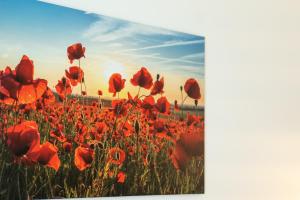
top-left (102, 60), bottom-right (128, 82)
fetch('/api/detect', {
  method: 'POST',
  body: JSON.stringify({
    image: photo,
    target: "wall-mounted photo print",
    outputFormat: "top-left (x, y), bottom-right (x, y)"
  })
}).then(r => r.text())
top-left (0, 0), bottom-right (204, 199)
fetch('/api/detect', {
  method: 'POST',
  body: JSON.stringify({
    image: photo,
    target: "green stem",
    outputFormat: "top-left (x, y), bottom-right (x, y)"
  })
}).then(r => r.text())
top-left (181, 95), bottom-right (188, 118)
top-left (153, 149), bottom-right (163, 194)
top-left (46, 169), bottom-right (54, 198)
top-left (79, 59), bottom-right (82, 96)
top-left (17, 166), bottom-right (22, 200)
top-left (137, 87), bottom-right (141, 97)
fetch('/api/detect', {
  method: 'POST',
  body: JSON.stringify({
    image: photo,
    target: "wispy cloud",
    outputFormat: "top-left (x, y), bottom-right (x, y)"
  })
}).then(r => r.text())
top-left (181, 52), bottom-right (204, 59)
top-left (83, 16), bottom-right (178, 42)
top-left (153, 52), bottom-right (205, 66)
top-left (80, 11), bottom-right (205, 78)
top-left (153, 55), bottom-right (204, 66)
top-left (120, 39), bottom-right (204, 52)
top-left (81, 14), bottom-right (204, 69)
top-left (119, 51), bottom-right (204, 66)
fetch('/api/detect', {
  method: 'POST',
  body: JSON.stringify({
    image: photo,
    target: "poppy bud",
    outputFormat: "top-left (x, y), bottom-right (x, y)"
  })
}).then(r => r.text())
top-left (180, 86), bottom-right (183, 91)
top-left (89, 143), bottom-right (95, 149)
top-left (62, 77), bottom-right (67, 85)
top-left (82, 77), bottom-right (85, 83)
top-left (134, 120), bottom-right (140, 134)
top-left (63, 142), bottom-right (72, 153)
top-left (82, 91), bottom-right (87, 96)
top-left (174, 100), bottom-right (179, 110)
top-left (156, 74), bottom-right (160, 81)
top-left (195, 99), bottom-right (198, 107)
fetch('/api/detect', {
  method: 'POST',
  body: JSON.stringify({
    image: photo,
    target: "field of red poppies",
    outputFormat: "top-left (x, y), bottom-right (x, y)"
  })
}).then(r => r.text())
top-left (0, 43), bottom-right (204, 199)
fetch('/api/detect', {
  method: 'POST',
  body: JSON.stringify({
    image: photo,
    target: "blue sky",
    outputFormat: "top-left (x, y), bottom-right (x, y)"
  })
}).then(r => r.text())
top-left (0, 0), bottom-right (205, 105)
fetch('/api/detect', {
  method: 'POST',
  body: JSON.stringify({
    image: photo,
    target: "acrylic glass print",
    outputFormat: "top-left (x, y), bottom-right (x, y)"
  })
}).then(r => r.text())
top-left (0, 0), bottom-right (204, 199)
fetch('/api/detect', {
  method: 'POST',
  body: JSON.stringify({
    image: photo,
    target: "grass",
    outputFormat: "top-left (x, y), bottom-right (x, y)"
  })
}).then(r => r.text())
top-left (0, 99), bottom-right (204, 199)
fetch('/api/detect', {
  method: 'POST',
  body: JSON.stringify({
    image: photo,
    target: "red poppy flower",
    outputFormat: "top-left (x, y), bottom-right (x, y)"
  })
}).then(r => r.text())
top-left (152, 119), bottom-right (174, 141)
top-left (31, 142), bottom-right (60, 171)
top-left (127, 92), bottom-right (141, 106)
top-left (0, 56), bottom-right (47, 104)
top-left (41, 88), bottom-right (56, 105)
top-left (6, 121), bottom-right (40, 158)
top-left (24, 102), bottom-right (37, 111)
top-left (117, 171), bottom-right (126, 183)
top-left (111, 99), bottom-right (128, 117)
top-left (55, 77), bottom-right (72, 100)
top-left (155, 96), bottom-right (170, 114)
top-left (108, 147), bottom-right (126, 166)
top-left (50, 129), bottom-right (66, 142)
top-left (67, 43), bottom-right (85, 64)
top-left (108, 73), bottom-right (126, 97)
top-left (150, 76), bottom-right (164, 95)
top-left (186, 112), bottom-right (200, 126)
top-left (119, 121), bottom-right (133, 137)
top-left (130, 67), bottom-right (153, 89)
top-left (74, 146), bottom-right (94, 171)
top-left (65, 66), bottom-right (84, 86)
top-left (95, 122), bottom-right (107, 134)
top-left (16, 56), bottom-right (48, 103)
top-left (154, 119), bottom-right (165, 133)
top-left (141, 96), bottom-right (155, 110)
top-left (1, 66), bottom-right (12, 75)
top-left (92, 122), bottom-right (107, 140)
top-left (170, 142), bottom-right (191, 170)
top-left (184, 78), bottom-right (201, 100)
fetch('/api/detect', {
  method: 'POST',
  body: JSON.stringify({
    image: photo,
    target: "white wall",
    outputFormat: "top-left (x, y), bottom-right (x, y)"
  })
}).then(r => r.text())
top-left (41, 0), bottom-right (300, 199)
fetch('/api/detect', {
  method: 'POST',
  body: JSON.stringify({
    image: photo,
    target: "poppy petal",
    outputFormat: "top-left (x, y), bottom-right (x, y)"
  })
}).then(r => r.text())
top-left (1, 76), bottom-right (20, 99)
top-left (15, 55), bottom-right (34, 84)
top-left (18, 79), bottom-right (47, 104)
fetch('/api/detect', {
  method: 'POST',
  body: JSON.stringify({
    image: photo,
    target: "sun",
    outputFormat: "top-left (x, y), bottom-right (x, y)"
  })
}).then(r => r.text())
top-left (102, 60), bottom-right (127, 82)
